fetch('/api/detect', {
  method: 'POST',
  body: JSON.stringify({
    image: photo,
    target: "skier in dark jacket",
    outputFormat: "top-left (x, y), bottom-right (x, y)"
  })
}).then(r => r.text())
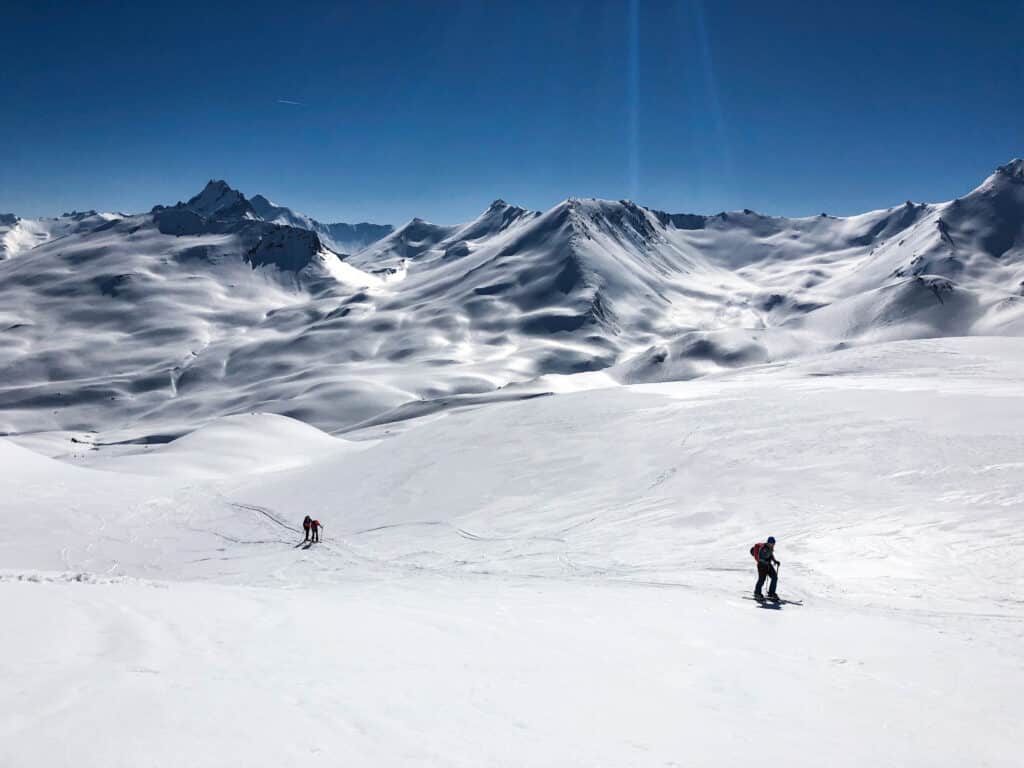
top-left (302, 515), bottom-right (312, 542)
top-left (753, 536), bottom-right (781, 600)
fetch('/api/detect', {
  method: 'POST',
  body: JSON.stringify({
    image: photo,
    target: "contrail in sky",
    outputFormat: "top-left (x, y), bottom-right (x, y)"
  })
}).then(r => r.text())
top-left (276, 99), bottom-right (304, 106)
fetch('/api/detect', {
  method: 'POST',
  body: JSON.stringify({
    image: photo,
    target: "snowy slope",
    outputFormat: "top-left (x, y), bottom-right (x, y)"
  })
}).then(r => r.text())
top-left (1, 337), bottom-right (1021, 766)
top-left (0, 180), bottom-right (409, 440)
top-left (81, 412), bottom-right (369, 478)
top-left (0, 210), bottom-right (123, 259)
top-left (2, 163), bottom-right (1024, 443)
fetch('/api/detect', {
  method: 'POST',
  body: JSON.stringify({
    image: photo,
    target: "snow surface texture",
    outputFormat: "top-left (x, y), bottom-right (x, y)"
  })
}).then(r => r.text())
top-left (1, 338), bottom-right (1022, 766)
top-left (4, 163), bottom-right (1024, 443)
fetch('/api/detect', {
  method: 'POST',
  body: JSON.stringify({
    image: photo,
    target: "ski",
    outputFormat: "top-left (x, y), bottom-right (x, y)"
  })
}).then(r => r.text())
top-left (743, 595), bottom-right (803, 606)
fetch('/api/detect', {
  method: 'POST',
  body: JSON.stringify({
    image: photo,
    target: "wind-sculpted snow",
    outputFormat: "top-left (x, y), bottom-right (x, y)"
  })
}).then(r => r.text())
top-left (2, 164), bottom-right (1024, 441)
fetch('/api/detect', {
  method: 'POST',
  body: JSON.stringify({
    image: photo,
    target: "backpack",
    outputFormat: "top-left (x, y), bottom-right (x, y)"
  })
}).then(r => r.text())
top-left (750, 542), bottom-right (764, 561)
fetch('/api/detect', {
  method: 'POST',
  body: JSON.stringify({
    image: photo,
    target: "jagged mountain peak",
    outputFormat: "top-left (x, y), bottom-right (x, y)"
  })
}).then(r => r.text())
top-left (202, 178), bottom-right (234, 192)
top-left (484, 198), bottom-right (530, 215)
top-left (248, 193), bottom-right (274, 207)
top-left (61, 209), bottom-right (99, 220)
top-left (555, 197), bottom-right (666, 246)
top-left (969, 158), bottom-right (1024, 197)
top-left (182, 179), bottom-right (255, 220)
top-left (450, 200), bottom-right (537, 244)
top-left (152, 183), bottom-right (393, 254)
top-left (996, 158), bottom-right (1024, 180)
top-left (393, 217), bottom-right (454, 244)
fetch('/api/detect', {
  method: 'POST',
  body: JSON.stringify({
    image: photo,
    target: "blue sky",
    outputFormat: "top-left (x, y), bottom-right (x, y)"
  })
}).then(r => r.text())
top-left (2, 1), bottom-right (1022, 225)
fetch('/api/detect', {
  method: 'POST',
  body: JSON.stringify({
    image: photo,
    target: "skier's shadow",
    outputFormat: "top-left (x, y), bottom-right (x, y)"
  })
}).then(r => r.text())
top-left (294, 541), bottom-right (312, 550)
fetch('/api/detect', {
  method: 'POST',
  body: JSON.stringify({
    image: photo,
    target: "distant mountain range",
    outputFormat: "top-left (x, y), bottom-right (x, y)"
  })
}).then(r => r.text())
top-left (2, 162), bottom-right (1023, 440)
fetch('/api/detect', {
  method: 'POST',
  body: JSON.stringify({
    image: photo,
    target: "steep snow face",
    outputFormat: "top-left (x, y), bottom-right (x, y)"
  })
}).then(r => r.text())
top-left (249, 194), bottom-right (392, 253)
top-left (3, 163), bottom-right (1024, 440)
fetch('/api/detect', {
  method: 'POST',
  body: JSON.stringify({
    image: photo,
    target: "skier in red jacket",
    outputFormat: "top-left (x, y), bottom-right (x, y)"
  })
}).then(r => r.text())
top-left (311, 519), bottom-right (323, 543)
top-left (751, 536), bottom-right (780, 600)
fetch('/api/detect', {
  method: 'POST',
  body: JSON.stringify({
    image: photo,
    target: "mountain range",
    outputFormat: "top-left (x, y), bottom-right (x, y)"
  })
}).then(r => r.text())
top-left (2, 161), bottom-right (1023, 441)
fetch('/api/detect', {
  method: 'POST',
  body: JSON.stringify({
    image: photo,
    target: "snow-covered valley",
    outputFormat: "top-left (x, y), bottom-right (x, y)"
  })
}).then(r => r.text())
top-left (3, 338), bottom-right (1023, 766)
top-left (2, 165), bottom-right (1024, 766)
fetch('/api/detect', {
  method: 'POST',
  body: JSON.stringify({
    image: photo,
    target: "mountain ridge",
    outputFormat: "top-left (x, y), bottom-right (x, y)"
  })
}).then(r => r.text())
top-left (2, 161), bottom-right (1023, 440)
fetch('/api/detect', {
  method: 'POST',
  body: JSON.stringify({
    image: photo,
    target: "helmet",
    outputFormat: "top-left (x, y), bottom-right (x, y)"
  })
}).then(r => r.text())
top-left (767, 536), bottom-right (776, 544)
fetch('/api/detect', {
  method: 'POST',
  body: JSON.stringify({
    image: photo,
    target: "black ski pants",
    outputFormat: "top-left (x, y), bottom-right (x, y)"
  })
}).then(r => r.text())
top-left (755, 563), bottom-right (778, 597)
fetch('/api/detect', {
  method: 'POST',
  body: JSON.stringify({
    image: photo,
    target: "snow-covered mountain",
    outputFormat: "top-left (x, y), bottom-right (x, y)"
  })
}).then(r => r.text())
top-left (153, 179), bottom-right (393, 254)
top-left (248, 192), bottom-right (392, 254)
top-left (0, 209), bottom-right (123, 260)
top-left (2, 163), bottom-right (1024, 441)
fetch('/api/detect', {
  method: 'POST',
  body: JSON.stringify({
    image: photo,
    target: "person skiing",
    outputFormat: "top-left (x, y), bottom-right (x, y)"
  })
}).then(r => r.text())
top-left (302, 515), bottom-right (312, 542)
top-left (311, 519), bottom-right (322, 543)
top-left (751, 536), bottom-right (781, 601)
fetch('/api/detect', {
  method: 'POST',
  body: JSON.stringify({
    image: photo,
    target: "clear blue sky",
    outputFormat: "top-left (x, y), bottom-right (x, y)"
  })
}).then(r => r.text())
top-left (2, 0), bottom-right (1022, 225)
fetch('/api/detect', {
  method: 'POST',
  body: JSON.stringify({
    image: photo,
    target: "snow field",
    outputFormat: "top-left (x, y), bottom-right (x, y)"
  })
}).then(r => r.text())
top-left (1, 338), bottom-right (1022, 766)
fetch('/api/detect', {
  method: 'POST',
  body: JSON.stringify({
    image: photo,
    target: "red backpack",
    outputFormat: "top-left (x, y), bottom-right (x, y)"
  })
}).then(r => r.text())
top-left (750, 542), bottom-right (764, 561)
